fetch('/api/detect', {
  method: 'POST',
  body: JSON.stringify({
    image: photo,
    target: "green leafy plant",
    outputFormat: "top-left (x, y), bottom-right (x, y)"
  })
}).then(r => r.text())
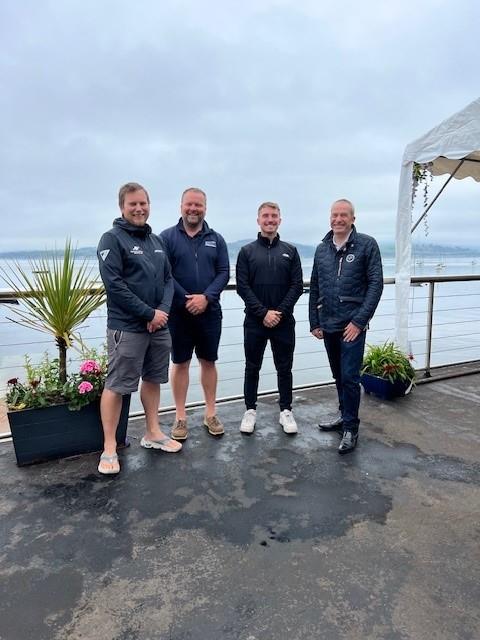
top-left (6, 348), bottom-right (107, 412)
top-left (0, 240), bottom-right (105, 385)
top-left (361, 341), bottom-right (416, 384)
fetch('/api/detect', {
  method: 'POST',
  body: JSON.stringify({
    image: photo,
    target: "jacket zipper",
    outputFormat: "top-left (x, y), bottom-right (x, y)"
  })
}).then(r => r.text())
top-left (337, 256), bottom-right (343, 277)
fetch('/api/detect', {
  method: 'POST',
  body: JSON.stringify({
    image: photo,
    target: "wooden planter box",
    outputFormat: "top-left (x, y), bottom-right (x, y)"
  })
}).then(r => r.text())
top-left (8, 395), bottom-right (131, 466)
top-left (360, 373), bottom-right (413, 401)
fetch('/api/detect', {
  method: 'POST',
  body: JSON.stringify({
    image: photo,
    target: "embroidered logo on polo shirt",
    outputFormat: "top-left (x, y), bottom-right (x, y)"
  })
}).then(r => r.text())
top-left (205, 240), bottom-right (216, 247)
top-left (130, 246), bottom-right (143, 255)
top-left (346, 254), bottom-right (355, 262)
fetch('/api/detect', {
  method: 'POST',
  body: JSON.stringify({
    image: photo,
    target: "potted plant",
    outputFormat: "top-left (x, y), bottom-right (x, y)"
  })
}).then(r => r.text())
top-left (360, 341), bottom-right (416, 401)
top-left (1, 240), bottom-right (130, 466)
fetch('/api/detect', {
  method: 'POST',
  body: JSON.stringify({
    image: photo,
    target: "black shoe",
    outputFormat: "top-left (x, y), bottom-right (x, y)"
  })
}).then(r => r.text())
top-left (338, 430), bottom-right (358, 454)
top-left (318, 416), bottom-right (343, 432)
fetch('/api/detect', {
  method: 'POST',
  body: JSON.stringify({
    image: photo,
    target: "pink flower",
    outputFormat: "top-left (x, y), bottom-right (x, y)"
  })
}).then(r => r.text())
top-left (79, 360), bottom-right (101, 375)
top-left (78, 381), bottom-right (94, 394)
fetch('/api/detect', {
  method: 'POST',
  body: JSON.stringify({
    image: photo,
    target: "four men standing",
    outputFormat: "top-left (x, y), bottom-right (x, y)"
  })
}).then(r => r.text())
top-left (97, 187), bottom-right (384, 472)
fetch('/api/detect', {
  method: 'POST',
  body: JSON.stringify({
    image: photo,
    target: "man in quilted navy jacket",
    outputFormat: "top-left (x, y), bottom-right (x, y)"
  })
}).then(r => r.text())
top-left (309, 199), bottom-right (383, 454)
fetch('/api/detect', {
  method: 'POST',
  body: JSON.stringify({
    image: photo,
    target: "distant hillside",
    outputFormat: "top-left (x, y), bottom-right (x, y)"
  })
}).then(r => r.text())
top-left (378, 242), bottom-right (479, 259)
top-left (0, 241), bottom-right (478, 261)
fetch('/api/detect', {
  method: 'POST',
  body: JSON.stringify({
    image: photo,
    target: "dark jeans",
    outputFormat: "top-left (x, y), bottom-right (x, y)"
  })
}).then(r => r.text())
top-left (244, 317), bottom-right (295, 411)
top-left (323, 330), bottom-right (366, 434)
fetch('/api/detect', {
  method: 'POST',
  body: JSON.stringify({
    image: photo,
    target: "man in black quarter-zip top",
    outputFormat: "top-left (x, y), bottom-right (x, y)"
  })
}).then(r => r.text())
top-left (236, 202), bottom-right (303, 435)
top-left (160, 188), bottom-right (230, 441)
top-left (309, 199), bottom-right (383, 454)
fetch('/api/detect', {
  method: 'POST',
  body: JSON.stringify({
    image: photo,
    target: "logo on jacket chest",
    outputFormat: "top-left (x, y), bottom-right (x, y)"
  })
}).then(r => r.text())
top-left (205, 240), bottom-right (216, 248)
top-left (130, 245), bottom-right (143, 255)
top-left (346, 254), bottom-right (355, 263)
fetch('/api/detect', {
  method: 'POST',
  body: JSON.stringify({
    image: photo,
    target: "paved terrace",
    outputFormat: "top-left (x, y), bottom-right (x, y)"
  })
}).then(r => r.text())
top-left (0, 369), bottom-right (479, 640)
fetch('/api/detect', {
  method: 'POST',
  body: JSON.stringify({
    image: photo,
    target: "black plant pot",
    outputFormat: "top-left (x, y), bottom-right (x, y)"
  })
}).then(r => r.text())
top-left (8, 395), bottom-right (131, 466)
top-left (360, 373), bottom-right (413, 401)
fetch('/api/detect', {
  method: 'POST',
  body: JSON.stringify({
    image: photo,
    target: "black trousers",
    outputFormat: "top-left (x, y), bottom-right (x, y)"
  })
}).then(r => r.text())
top-left (243, 316), bottom-right (295, 411)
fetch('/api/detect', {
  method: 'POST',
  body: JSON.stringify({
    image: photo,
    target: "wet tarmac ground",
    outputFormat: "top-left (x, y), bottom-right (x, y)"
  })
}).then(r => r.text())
top-left (0, 374), bottom-right (479, 640)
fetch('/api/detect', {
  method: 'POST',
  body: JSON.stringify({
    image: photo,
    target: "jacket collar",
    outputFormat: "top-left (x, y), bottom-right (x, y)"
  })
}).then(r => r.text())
top-left (322, 224), bottom-right (357, 248)
top-left (257, 232), bottom-right (280, 247)
top-left (114, 217), bottom-right (152, 238)
top-left (176, 217), bottom-right (210, 237)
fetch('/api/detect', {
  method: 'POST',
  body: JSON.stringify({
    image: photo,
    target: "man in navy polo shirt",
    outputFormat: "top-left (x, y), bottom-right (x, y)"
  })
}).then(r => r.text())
top-left (160, 188), bottom-right (230, 441)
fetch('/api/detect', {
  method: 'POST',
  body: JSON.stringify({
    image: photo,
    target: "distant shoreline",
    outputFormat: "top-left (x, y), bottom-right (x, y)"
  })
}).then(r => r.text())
top-left (0, 241), bottom-right (479, 261)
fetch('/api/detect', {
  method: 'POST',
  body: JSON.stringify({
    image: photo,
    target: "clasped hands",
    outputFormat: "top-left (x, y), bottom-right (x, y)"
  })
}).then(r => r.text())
top-left (147, 309), bottom-right (169, 333)
top-left (263, 309), bottom-right (282, 328)
top-left (185, 294), bottom-right (208, 315)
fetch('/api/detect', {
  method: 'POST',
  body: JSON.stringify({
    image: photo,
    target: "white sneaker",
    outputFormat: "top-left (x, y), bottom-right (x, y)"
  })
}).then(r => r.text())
top-left (240, 409), bottom-right (256, 433)
top-left (279, 409), bottom-right (298, 434)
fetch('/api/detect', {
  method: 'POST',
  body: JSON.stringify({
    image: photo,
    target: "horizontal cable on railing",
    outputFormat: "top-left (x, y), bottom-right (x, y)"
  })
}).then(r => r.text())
top-left (432, 292), bottom-right (480, 299)
top-left (427, 344), bottom-right (480, 355)
top-left (429, 305), bottom-right (480, 313)
top-left (430, 318), bottom-right (480, 327)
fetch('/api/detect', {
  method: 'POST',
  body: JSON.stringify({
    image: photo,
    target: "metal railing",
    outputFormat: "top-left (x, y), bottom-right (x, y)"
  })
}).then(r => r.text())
top-left (1, 274), bottom-right (480, 430)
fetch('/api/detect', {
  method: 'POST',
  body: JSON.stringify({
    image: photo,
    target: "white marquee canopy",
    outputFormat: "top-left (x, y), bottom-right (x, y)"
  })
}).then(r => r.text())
top-left (395, 97), bottom-right (480, 351)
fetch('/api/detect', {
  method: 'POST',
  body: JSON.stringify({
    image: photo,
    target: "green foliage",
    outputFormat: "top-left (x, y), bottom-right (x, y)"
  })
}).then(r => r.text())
top-left (6, 347), bottom-right (107, 412)
top-left (361, 341), bottom-right (416, 384)
top-left (6, 354), bottom-right (63, 409)
top-left (0, 240), bottom-right (106, 384)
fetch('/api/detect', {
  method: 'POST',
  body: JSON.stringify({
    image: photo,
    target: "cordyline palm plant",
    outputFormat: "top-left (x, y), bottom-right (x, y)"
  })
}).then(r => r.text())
top-left (0, 240), bottom-right (105, 385)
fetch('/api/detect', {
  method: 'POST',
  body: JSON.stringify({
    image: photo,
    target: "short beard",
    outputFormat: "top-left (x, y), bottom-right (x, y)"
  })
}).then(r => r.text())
top-left (184, 214), bottom-right (203, 229)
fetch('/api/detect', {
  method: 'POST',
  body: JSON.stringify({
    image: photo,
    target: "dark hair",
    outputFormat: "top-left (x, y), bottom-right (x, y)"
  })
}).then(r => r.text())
top-left (118, 182), bottom-right (150, 209)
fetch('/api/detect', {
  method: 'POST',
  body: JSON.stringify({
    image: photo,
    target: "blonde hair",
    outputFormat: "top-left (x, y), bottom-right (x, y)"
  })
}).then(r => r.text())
top-left (257, 201), bottom-right (280, 215)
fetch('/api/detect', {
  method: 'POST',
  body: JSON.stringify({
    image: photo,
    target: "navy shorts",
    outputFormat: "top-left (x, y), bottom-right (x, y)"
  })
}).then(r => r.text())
top-left (168, 309), bottom-right (222, 364)
top-left (105, 328), bottom-right (171, 394)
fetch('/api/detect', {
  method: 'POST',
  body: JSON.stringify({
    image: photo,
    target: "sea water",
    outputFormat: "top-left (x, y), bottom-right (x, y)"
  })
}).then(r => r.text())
top-left (1, 256), bottom-right (480, 413)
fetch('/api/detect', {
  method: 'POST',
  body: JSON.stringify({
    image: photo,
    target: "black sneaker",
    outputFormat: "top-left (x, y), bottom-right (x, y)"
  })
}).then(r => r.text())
top-left (318, 416), bottom-right (343, 432)
top-left (338, 430), bottom-right (358, 454)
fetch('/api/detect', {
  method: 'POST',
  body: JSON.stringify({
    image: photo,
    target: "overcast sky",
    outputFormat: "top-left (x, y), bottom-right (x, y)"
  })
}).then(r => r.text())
top-left (1, 0), bottom-right (479, 251)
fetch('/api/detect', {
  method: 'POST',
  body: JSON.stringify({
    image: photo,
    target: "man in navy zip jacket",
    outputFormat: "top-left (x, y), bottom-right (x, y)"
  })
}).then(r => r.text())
top-left (309, 198), bottom-right (383, 454)
top-left (160, 188), bottom-right (230, 441)
top-left (236, 202), bottom-right (303, 434)
top-left (96, 182), bottom-right (182, 475)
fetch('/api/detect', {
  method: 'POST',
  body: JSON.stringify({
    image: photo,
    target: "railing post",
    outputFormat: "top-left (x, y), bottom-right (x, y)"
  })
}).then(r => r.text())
top-left (424, 281), bottom-right (435, 377)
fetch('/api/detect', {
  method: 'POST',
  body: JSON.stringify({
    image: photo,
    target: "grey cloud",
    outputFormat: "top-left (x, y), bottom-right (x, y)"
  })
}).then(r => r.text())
top-left (1, 0), bottom-right (480, 250)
